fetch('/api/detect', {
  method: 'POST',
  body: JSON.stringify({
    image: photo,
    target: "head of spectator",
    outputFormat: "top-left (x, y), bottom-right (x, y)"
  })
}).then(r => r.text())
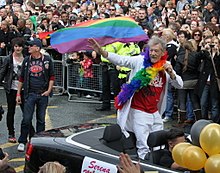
top-left (190, 9), bottom-right (199, 21)
top-left (46, 10), bottom-right (53, 21)
top-left (168, 22), bottom-right (180, 33)
top-left (202, 35), bottom-right (213, 51)
top-left (99, 3), bottom-right (106, 14)
top-left (25, 19), bottom-right (33, 30)
top-left (115, 8), bottom-right (124, 16)
top-left (41, 17), bottom-right (50, 30)
top-left (211, 36), bottom-right (220, 52)
top-left (109, 6), bottom-right (116, 17)
top-left (17, 19), bottom-right (26, 30)
top-left (168, 13), bottom-right (176, 24)
top-left (86, 9), bottom-right (93, 20)
top-left (4, 4), bottom-right (12, 14)
top-left (182, 3), bottom-right (191, 14)
top-left (177, 30), bottom-right (188, 46)
top-left (128, 7), bottom-right (137, 19)
top-left (165, 1), bottom-right (175, 10)
top-left (205, 1), bottom-right (215, 12)
top-left (202, 30), bottom-right (213, 40)
top-left (204, 22), bottom-right (219, 36)
top-left (178, 10), bottom-right (186, 20)
top-left (13, 6), bottom-right (23, 18)
top-left (27, 38), bottom-right (42, 56)
top-left (209, 14), bottom-right (219, 26)
top-left (11, 37), bottom-right (25, 52)
top-left (63, 4), bottom-right (72, 13)
top-left (150, 1), bottom-right (157, 9)
top-left (0, 8), bottom-right (7, 20)
top-left (0, 20), bottom-right (9, 32)
top-left (52, 11), bottom-right (60, 24)
top-left (26, 1), bottom-right (35, 11)
top-left (12, 0), bottom-right (23, 7)
top-left (5, 13), bottom-right (18, 26)
top-left (61, 11), bottom-right (69, 23)
top-left (137, 8), bottom-right (147, 21)
top-left (180, 23), bottom-right (191, 37)
top-left (192, 29), bottom-right (202, 43)
top-left (38, 161), bottom-right (66, 173)
top-left (190, 20), bottom-right (199, 31)
top-left (99, 12), bottom-right (110, 19)
top-left (23, 10), bottom-right (32, 20)
top-left (161, 28), bottom-right (176, 43)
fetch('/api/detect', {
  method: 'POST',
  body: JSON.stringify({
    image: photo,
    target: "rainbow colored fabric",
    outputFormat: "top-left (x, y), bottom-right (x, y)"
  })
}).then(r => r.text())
top-left (114, 48), bottom-right (168, 109)
top-left (50, 17), bottom-right (148, 53)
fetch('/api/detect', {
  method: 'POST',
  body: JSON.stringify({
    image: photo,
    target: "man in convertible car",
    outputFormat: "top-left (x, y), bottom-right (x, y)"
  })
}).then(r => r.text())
top-left (88, 36), bottom-right (183, 160)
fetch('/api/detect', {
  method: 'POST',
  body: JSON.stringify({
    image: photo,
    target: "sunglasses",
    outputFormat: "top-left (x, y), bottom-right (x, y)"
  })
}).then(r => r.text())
top-left (110, 9), bottom-right (115, 11)
top-left (194, 34), bottom-right (201, 36)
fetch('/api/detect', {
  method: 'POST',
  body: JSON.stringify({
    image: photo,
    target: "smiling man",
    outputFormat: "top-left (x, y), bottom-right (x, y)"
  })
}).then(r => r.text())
top-left (88, 36), bottom-right (183, 159)
top-left (16, 38), bottom-right (55, 152)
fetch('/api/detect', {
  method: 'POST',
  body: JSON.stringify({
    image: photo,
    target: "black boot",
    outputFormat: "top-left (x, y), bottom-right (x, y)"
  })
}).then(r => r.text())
top-left (194, 109), bottom-right (202, 121)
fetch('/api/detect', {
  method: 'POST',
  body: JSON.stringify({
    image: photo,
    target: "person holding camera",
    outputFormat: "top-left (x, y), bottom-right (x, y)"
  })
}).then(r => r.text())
top-left (0, 37), bottom-right (26, 143)
top-left (194, 36), bottom-right (220, 122)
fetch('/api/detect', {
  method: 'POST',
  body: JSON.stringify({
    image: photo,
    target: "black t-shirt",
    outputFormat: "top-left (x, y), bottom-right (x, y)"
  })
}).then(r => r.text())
top-left (158, 149), bottom-right (174, 169)
top-left (29, 57), bottom-right (46, 93)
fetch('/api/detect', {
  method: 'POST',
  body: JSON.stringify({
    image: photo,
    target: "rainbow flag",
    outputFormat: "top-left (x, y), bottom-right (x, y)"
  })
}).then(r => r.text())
top-left (50, 17), bottom-right (148, 53)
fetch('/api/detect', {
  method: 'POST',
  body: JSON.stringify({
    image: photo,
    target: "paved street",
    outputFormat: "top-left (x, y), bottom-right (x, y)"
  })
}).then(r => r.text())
top-left (0, 88), bottom-right (117, 172)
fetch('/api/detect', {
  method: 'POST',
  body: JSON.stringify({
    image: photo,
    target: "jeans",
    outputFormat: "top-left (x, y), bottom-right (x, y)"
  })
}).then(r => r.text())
top-left (186, 95), bottom-right (194, 120)
top-left (164, 84), bottom-right (174, 119)
top-left (6, 89), bottom-right (24, 137)
top-left (18, 93), bottom-right (48, 144)
top-left (200, 84), bottom-right (220, 121)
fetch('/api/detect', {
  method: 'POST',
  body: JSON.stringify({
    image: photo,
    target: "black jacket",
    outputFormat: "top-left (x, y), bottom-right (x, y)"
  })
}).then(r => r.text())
top-left (175, 49), bottom-right (201, 81)
top-left (0, 54), bottom-right (15, 93)
top-left (194, 50), bottom-right (220, 98)
top-left (19, 55), bottom-right (55, 98)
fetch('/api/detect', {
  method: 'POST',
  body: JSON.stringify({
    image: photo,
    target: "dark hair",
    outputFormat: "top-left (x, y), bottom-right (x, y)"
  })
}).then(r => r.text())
top-left (11, 37), bottom-right (25, 48)
top-left (177, 30), bottom-right (190, 39)
top-left (166, 128), bottom-right (184, 141)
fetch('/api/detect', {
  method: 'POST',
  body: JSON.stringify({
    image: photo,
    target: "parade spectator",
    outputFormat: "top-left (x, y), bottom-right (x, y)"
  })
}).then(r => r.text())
top-left (0, 37), bottom-right (25, 143)
top-left (38, 161), bottom-right (66, 173)
top-left (117, 153), bottom-right (141, 173)
top-left (195, 36), bottom-right (220, 122)
top-left (191, 29), bottom-right (203, 51)
top-left (0, 150), bottom-right (16, 173)
top-left (162, 28), bottom-right (179, 123)
top-left (80, 51), bottom-right (94, 98)
top-left (16, 38), bottom-right (55, 152)
top-left (175, 40), bottom-right (202, 124)
top-left (137, 8), bottom-right (153, 30)
top-left (0, 20), bottom-right (17, 56)
top-left (88, 36), bottom-right (183, 159)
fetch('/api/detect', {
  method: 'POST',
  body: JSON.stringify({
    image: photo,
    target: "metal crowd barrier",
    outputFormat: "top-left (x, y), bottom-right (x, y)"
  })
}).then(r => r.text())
top-left (66, 62), bottom-right (103, 103)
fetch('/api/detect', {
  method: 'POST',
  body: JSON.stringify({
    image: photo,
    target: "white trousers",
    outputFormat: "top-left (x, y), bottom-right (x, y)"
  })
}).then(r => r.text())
top-left (125, 108), bottom-right (164, 159)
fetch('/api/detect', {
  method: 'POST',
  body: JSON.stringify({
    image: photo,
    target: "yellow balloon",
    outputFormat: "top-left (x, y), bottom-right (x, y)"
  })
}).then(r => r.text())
top-left (172, 142), bottom-right (191, 167)
top-left (200, 123), bottom-right (220, 156)
top-left (205, 154), bottom-right (220, 173)
top-left (182, 146), bottom-right (207, 171)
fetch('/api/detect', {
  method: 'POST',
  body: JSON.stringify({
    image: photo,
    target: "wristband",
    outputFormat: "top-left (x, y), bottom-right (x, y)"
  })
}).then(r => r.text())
top-left (16, 94), bottom-right (21, 97)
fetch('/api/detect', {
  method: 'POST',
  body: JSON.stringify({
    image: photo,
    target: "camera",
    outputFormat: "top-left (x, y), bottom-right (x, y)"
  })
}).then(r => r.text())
top-left (0, 148), bottom-right (5, 160)
top-left (210, 44), bottom-right (215, 48)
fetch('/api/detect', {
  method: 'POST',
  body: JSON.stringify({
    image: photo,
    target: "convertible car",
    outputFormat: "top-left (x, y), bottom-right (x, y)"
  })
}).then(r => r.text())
top-left (24, 123), bottom-right (181, 173)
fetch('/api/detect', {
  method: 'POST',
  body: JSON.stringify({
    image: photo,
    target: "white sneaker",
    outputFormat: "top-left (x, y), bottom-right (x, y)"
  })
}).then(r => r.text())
top-left (17, 143), bottom-right (25, 152)
top-left (85, 95), bottom-right (92, 99)
top-left (163, 116), bottom-right (172, 123)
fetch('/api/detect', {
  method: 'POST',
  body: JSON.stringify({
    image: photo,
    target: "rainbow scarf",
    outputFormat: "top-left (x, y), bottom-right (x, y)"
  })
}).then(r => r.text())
top-left (114, 48), bottom-right (168, 109)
